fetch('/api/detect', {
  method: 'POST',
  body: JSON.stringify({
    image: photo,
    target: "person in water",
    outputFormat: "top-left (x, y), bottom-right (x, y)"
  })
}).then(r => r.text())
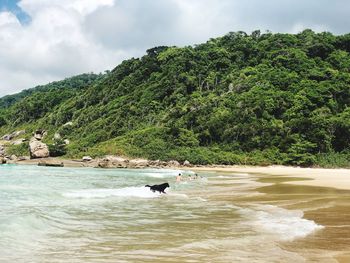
top-left (176, 173), bottom-right (182, 182)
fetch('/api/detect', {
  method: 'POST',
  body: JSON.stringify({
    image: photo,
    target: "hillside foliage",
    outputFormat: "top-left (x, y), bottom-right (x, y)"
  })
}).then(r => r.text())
top-left (1, 30), bottom-right (350, 167)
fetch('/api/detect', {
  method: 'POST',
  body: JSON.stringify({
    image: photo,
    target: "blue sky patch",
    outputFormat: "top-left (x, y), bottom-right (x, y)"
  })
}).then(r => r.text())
top-left (0, 0), bottom-right (31, 24)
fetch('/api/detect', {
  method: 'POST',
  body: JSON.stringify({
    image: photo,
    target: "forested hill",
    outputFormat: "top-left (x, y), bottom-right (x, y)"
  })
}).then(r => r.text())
top-left (1, 29), bottom-right (350, 167)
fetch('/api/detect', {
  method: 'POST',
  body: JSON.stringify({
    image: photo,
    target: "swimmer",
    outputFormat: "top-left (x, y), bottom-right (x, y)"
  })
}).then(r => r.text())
top-left (176, 173), bottom-right (182, 182)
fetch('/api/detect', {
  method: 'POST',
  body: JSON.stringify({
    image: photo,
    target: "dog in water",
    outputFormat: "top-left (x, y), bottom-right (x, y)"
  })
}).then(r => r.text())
top-left (145, 183), bottom-right (169, 194)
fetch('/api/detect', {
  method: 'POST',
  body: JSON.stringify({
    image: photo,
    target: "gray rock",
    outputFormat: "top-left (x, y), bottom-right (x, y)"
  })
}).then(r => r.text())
top-left (33, 130), bottom-right (46, 141)
top-left (82, 156), bottom-right (93, 162)
top-left (2, 130), bottom-right (26, 141)
top-left (2, 134), bottom-right (13, 141)
top-left (63, 139), bottom-right (70, 145)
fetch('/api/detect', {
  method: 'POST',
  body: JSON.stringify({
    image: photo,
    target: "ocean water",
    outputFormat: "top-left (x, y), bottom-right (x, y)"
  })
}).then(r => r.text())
top-left (0, 165), bottom-right (330, 262)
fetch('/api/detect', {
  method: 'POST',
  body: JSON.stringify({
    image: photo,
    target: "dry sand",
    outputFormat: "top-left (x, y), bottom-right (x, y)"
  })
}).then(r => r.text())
top-left (191, 165), bottom-right (350, 191)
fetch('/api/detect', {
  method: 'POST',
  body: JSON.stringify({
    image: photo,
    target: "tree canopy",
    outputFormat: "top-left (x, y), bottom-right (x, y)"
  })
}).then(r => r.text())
top-left (1, 30), bottom-right (350, 167)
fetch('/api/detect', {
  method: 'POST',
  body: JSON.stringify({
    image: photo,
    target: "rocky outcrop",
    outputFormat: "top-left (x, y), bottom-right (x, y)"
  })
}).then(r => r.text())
top-left (38, 160), bottom-right (64, 167)
top-left (168, 160), bottom-right (180, 167)
top-left (2, 134), bottom-right (13, 141)
top-left (10, 138), bottom-right (26, 145)
top-left (95, 155), bottom-right (129, 168)
top-left (2, 130), bottom-right (26, 141)
top-left (129, 159), bottom-right (149, 168)
top-left (0, 157), bottom-right (6, 164)
top-left (29, 138), bottom-right (49, 159)
top-left (90, 156), bottom-right (186, 169)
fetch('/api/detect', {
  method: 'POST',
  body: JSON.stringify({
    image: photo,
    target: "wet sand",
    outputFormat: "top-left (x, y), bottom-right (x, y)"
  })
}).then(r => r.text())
top-left (192, 170), bottom-right (350, 262)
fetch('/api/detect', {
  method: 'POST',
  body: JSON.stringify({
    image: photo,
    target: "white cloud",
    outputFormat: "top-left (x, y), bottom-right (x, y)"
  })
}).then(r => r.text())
top-left (0, 0), bottom-right (349, 96)
top-left (0, 12), bottom-right (20, 27)
top-left (0, 0), bottom-right (126, 95)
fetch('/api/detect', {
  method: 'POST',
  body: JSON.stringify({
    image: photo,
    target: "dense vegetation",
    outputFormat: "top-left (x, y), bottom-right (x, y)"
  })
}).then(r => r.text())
top-left (1, 30), bottom-right (350, 167)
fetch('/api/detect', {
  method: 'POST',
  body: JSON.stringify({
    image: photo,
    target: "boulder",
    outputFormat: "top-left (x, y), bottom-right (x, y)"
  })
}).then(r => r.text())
top-left (183, 160), bottom-right (191, 167)
top-left (29, 139), bottom-right (50, 159)
top-left (0, 157), bottom-right (6, 164)
top-left (97, 160), bottom-right (109, 168)
top-left (54, 133), bottom-right (61, 140)
top-left (33, 130), bottom-right (46, 141)
top-left (63, 139), bottom-right (70, 145)
top-left (82, 156), bottom-right (93, 162)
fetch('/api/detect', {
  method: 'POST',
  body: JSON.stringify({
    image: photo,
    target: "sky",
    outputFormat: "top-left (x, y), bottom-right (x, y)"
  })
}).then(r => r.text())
top-left (0, 0), bottom-right (349, 96)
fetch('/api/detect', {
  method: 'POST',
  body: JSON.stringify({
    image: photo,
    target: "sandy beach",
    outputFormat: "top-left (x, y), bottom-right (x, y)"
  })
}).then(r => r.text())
top-left (191, 165), bottom-right (350, 191)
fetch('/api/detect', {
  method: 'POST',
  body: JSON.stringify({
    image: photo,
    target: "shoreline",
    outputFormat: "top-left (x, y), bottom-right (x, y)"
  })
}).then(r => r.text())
top-left (5, 157), bottom-right (350, 191)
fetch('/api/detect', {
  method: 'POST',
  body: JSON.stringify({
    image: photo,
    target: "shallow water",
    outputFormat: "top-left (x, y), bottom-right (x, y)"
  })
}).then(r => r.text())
top-left (0, 165), bottom-right (349, 262)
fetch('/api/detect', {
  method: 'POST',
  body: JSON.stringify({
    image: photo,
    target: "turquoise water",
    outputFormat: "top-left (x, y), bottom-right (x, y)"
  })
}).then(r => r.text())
top-left (0, 165), bottom-right (325, 262)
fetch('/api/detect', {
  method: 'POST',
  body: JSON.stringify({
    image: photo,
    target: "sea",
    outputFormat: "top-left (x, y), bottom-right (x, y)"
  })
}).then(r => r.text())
top-left (0, 164), bottom-right (349, 262)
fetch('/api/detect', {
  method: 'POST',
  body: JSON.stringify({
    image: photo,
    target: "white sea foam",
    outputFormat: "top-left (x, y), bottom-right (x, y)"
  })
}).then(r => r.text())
top-left (217, 173), bottom-right (250, 178)
top-left (233, 173), bottom-right (250, 177)
top-left (168, 193), bottom-right (189, 198)
top-left (245, 205), bottom-right (324, 241)
top-left (143, 173), bottom-right (166, 178)
top-left (142, 169), bottom-right (190, 178)
top-left (64, 186), bottom-right (162, 199)
top-left (217, 175), bottom-right (232, 178)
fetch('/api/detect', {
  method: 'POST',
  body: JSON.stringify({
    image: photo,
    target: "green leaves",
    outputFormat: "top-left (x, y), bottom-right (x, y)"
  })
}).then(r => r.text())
top-left (1, 30), bottom-right (350, 166)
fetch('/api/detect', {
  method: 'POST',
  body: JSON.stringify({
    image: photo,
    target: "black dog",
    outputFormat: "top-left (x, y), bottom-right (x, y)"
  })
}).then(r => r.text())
top-left (145, 183), bottom-right (169, 194)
